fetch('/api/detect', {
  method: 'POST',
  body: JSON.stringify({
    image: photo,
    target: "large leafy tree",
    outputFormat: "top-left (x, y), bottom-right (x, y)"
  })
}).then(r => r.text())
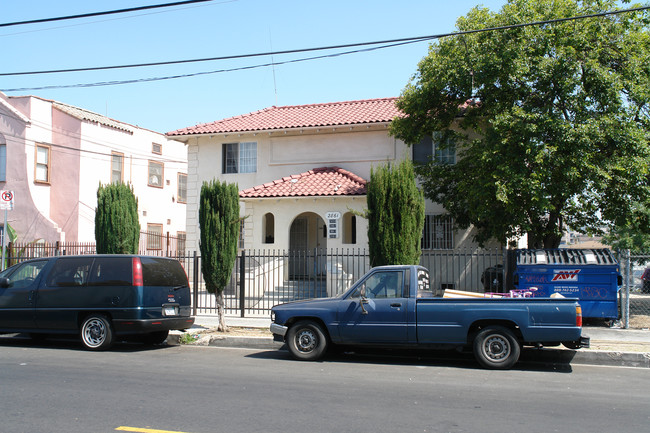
top-left (390, 0), bottom-right (650, 248)
top-left (367, 159), bottom-right (425, 266)
top-left (199, 179), bottom-right (240, 331)
top-left (95, 183), bottom-right (140, 254)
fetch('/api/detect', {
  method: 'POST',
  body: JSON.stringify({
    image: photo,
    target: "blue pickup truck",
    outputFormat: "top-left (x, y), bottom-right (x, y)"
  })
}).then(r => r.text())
top-left (270, 265), bottom-right (589, 369)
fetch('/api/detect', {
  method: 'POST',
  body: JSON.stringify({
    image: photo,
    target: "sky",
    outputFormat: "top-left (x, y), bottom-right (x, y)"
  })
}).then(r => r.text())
top-left (1, 0), bottom-right (508, 134)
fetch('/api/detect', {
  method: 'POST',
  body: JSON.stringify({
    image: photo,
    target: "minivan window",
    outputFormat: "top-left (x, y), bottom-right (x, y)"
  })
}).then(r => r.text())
top-left (140, 257), bottom-right (188, 287)
top-left (89, 257), bottom-right (132, 286)
top-left (46, 258), bottom-right (93, 287)
top-left (4, 260), bottom-right (48, 288)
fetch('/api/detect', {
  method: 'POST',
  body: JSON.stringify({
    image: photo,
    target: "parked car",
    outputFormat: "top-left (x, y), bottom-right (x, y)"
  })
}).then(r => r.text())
top-left (0, 255), bottom-right (195, 349)
top-left (271, 265), bottom-right (589, 369)
top-left (641, 268), bottom-right (650, 293)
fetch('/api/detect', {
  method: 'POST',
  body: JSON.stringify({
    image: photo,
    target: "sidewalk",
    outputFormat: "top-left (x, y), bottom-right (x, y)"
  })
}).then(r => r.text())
top-left (171, 315), bottom-right (650, 368)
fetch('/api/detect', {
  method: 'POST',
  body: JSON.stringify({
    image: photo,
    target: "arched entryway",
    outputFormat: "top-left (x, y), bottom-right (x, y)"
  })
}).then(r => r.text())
top-left (289, 212), bottom-right (327, 278)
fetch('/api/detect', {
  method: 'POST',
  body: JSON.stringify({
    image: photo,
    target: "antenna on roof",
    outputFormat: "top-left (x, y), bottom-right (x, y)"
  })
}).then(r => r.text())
top-left (269, 28), bottom-right (278, 106)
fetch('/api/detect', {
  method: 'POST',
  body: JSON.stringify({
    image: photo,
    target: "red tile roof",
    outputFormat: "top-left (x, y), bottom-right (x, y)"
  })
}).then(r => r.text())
top-left (239, 167), bottom-right (367, 198)
top-left (167, 97), bottom-right (400, 136)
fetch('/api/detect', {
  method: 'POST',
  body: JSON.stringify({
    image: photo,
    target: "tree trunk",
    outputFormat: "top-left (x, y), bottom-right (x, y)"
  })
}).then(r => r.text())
top-left (216, 292), bottom-right (229, 332)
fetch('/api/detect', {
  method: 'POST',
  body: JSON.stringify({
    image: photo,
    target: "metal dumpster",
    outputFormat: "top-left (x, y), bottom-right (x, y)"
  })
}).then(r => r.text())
top-left (514, 249), bottom-right (620, 319)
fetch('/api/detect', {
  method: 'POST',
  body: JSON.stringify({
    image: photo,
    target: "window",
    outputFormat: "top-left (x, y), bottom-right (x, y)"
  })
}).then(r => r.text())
top-left (46, 258), bottom-right (92, 287)
top-left (239, 218), bottom-right (245, 248)
top-left (343, 212), bottom-right (357, 244)
top-left (176, 231), bottom-right (186, 254)
top-left (413, 132), bottom-right (456, 165)
top-left (0, 134), bottom-right (6, 182)
top-left (422, 214), bottom-right (454, 250)
top-left (350, 271), bottom-right (404, 299)
top-left (177, 173), bottom-right (187, 203)
top-left (35, 144), bottom-right (50, 183)
top-left (263, 213), bottom-right (274, 244)
top-left (3, 260), bottom-right (47, 289)
top-left (152, 143), bottom-right (162, 154)
top-left (223, 142), bottom-right (257, 174)
top-left (147, 223), bottom-right (163, 250)
top-left (148, 160), bottom-right (163, 187)
top-left (111, 152), bottom-right (124, 183)
top-left (89, 257), bottom-right (132, 286)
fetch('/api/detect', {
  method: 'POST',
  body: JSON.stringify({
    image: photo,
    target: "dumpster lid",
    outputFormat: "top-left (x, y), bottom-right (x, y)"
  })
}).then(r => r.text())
top-left (516, 249), bottom-right (617, 265)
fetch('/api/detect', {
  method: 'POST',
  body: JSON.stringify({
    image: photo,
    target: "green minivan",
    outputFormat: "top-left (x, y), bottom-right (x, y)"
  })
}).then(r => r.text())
top-left (0, 255), bottom-right (195, 349)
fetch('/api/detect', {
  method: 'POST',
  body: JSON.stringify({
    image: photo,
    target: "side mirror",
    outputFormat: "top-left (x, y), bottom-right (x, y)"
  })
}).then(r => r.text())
top-left (359, 286), bottom-right (369, 315)
top-left (0, 277), bottom-right (10, 288)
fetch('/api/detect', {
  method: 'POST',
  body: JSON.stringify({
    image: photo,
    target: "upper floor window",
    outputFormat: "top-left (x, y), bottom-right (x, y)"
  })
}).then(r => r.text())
top-left (111, 152), bottom-right (124, 183)
top-left (413, 132), bottom-right (457, 165)
top-left (223, 142), bottom-right (257, 174)
top-left (152, 143), bottom-right (162, 154)
top-left (148, 160), bottom-right (163, 187)
top-left (177, 173), bottom-right (187, 203)
top-left (35, 144), bottom-right (50, 184)
top-left (0, 133), bottom-right (6, 182)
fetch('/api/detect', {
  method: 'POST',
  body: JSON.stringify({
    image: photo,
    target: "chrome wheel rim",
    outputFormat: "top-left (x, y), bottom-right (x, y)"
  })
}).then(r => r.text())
top-left (82, 318), bottom-right (106, 348)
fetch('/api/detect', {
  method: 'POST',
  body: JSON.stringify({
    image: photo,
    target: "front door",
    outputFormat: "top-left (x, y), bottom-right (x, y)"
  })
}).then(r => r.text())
top-left (0, 260), bottom-right (48, 330)
top-left (337, 270), bottom-right (409, 344)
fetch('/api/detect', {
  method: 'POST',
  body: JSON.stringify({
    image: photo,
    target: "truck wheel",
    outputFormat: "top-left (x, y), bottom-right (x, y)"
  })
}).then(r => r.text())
top-left (287, 320), bottom-right (328, 361)
top-left (80, 314), bottom-right (114, 350)
top-left (473, 326), bottom-right (520, 369)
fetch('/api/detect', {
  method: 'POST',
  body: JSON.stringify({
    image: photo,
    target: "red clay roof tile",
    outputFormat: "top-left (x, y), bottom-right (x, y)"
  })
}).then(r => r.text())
top-left (239, 167), bottom-right (367, 198)
top-left (168, 97), bottom-right (400, 136)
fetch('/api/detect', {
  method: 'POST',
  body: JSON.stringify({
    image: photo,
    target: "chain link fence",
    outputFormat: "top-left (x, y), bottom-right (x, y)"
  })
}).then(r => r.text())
top-left (618, 250), bottom-right (650, 329)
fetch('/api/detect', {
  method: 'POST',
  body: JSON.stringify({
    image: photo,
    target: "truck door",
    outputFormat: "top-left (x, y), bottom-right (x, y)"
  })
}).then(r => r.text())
top-left (337, 270), bottom-right (409, 344)
top-left (0, 260), bottom-right (48, 330)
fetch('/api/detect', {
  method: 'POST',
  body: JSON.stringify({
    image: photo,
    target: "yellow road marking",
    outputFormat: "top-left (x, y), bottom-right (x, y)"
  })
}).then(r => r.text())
top-left (116, 427), bottom-right (192, 433)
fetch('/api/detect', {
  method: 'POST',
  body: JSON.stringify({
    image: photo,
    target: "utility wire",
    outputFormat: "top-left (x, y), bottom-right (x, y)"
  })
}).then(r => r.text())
top-left (2, 5), bottom-right (648, 92)
top-left (2, 5), bottom-right (647, 78)
top-left (0, 0), bottom-right (215, 28)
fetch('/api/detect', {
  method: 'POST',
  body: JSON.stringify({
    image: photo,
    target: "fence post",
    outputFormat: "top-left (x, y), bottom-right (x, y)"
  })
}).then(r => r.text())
top-left (239, 250), bottom-right (246, 318)
top-left (192, 251), bottom-right (199, 316)
top-left (624, 249), bottom-right (630, 329)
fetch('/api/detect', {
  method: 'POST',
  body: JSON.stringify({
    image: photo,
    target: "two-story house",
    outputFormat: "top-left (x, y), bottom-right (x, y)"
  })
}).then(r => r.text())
top-left (0, 92), bottom-right (187, 248)
top-left (168, 98), bottom-right (494, 293)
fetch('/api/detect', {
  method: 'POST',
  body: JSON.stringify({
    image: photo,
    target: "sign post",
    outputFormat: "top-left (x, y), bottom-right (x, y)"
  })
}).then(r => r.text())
top-left (1, 190), bottom-right (14, 271)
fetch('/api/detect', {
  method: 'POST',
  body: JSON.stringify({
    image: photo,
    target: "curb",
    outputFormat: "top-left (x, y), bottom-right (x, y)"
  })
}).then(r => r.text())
top-left (168, 333), bottom-right (650, 368)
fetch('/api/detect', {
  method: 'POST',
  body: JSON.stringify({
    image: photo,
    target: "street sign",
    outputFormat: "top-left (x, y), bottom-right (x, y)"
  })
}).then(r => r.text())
top-left (0, 190), bottom-right (14, 210)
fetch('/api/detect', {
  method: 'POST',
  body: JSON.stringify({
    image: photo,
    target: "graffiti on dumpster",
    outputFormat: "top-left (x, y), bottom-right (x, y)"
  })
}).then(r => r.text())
top-left (523, 275), bottom-right (548, 284)
top-left (582, 286), bottom-right (609, 299)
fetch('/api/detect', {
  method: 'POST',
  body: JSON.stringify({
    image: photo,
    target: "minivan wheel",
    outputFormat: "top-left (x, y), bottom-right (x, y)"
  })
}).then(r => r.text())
top-left (80, 314), bottom-right (114, 350)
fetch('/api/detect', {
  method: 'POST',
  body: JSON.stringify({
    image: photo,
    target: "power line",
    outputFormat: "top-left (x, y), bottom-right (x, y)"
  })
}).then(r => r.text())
top-left (2, 5), bottom-right (648, 92)
top-left (2, 5), bottom-right (647, 78)
top-left (0, 0), bottom-right (215, 28)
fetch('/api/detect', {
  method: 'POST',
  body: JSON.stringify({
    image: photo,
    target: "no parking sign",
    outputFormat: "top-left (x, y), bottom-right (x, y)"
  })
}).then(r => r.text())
top-left (0, 190), bottom-right (14, 210)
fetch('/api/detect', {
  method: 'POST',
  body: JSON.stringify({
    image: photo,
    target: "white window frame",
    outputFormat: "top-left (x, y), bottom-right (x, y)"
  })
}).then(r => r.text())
top-left (223, 142), bottom-right (257, 174)
top-left (35, 144), bottom-right (50, 184)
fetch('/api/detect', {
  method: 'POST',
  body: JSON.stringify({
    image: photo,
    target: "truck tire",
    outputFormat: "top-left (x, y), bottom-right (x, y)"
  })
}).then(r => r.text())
top-left (287, 320), bottom-right (328, 361)
top-left (80, 314), bottom-right (114, 350)
top-left (473, 326), bottom-right (520, 369)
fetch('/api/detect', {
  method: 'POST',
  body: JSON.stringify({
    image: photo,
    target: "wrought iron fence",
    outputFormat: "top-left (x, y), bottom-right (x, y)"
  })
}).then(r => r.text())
top-left (188, 247), bottom-right (504, 317)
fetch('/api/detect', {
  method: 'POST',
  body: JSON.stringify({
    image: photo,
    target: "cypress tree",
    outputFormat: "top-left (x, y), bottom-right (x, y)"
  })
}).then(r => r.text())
top-left (367, 159), bottom-right (424, 266)
top-left (199, 179), bottom-right (240, 331)
top-left (95, 183), bottom-right (140, 254)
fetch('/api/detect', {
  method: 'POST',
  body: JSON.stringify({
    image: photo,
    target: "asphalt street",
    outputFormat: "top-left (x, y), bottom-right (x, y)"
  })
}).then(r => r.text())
top-left (1, 337), bottom-right (649, 433)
